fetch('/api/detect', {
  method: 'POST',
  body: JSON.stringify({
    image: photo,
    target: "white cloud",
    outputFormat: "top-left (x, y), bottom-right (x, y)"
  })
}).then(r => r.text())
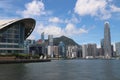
top-left (48, 15), bottom-right (80, 24)
top-left (65, 23), bottom-right (88, 36)
top-left (48, 17), bottom-right (63, 23)
top-left (74, 0), bottom-right (119, 20)
top-left (27, 35), bottom-right (36, 40)
top-left (20, 0), bottom-right (46, 18)
top-left (36, 23), bottom-right (88, 37)
top-left (65, 15), bottom-right (80, 23)
top-left (75, 0), bottom-right (107, 16)
top-left (110, 5), bottom-right (120, 12)
top-left (36, 24), bottom-right (64, 37)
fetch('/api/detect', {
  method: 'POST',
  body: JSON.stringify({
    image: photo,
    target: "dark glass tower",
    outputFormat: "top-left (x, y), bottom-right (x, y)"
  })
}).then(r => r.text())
top-left (104, 22), bottom-right (112, 58)
top-left (0, 18), bottom-right (35, 54)
top-left (0, 22), bottom-right (25, 53)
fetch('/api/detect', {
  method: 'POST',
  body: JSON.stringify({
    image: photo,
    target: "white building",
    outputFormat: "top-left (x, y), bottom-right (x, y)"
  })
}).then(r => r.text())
top-left (82, 44), bottom-right (97, 59)
top-left (53, 46), bottom-right (59, 58)
top-left (115, 42), bottom-right (120, 56)
top-left (48, 46), bottom-right (53, 57)
top-left (82, 44), bottom-right (88, 58)
top-left (66, 45), bottom-right (78, 58)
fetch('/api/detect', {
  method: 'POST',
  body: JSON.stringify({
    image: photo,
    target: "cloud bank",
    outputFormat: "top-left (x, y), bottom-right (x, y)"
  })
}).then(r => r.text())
top-left (74, 0), bottom-right (120, 20)
top-left (20, 0), bottom-right (46, 18)
top-left (35, 23), bottom-right (88, 37)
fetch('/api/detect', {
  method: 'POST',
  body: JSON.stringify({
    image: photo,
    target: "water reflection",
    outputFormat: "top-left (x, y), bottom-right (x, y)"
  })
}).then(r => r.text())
top-left (0, 60), bottom-right (120, 80)
top-left (102, 60), bottom-right (120, 80)
top-left (0, 64), bottom-right (27, 80)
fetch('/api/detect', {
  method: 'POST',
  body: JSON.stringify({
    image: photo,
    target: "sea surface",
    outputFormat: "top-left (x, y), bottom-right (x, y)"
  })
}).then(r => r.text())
top-left (0, 59), bottom-right (120, 80)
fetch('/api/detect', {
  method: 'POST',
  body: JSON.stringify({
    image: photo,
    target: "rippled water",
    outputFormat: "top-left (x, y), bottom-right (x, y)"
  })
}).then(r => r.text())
top-left (0, 60), bottom-right (120, 80)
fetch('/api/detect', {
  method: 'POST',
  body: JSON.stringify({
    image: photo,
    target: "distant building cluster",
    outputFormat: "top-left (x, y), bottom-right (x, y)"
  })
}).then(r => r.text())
top-left (0, 18), bottom-right (120, 59)
top-left (24, 33), bottom-right (82, 59)
top-left (24, 21), bottom-right (120, 59)
top-left (82, 22), bottom-right (119, 59)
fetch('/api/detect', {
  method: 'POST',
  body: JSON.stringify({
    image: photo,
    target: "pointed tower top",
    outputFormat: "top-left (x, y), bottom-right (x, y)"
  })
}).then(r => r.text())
top-left (104, 21), bottom-right (109, 25)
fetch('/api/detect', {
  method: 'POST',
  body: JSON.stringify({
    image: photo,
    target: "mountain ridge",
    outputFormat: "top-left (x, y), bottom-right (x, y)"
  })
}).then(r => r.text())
top-left (53, 36), bottom-right (79, 46)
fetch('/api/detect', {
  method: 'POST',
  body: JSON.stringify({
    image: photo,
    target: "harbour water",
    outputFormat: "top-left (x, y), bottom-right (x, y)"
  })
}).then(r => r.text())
top-left (0, 59), bottom-right (120, 80)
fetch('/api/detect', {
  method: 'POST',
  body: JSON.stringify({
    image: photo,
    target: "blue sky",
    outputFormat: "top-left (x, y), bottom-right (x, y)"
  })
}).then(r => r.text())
top-left (0, 0), bottom-right (120, 46)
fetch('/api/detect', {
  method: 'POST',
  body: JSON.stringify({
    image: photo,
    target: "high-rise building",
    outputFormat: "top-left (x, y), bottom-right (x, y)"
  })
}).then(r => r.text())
top-left (115, 42), bottom-right (120, 56)
top-left (111, 45), bottom-right (114, 57)
top-left (53, 46), bottom-right (59, 58)
top-left (47, 35), bottom-right (54, 57)
top-left (48, 35), bottom-right (53, 46)
top-left (66, 45), bottom-right (78, 58)
top-left (87, 44), bottom-right (97, 58)
top-left (41, 32), bottom-right (44, 43)
top-left (58, 41), bottom-right (65, 58)
top-left (97, 48), bottom-right (102, 56)
top-left (82, 44), bottom-right (88, 58)
top-left (100, 39), bottom-right (104, 56)
top-left (47, 46), bottom-right (53, 57)
top-left (104, 22), bottom-right (112, 58)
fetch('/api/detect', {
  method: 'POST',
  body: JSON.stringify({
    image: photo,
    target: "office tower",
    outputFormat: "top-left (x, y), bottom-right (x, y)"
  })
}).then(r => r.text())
top-left (87, 44), bottom-right (97, 58)
top-left (48, 35), bottom-right (53, 57)
top-left (53, 46), bottom-right (59, 58)
top-left (41, 32), bottom-right (44, 43)
top-left (48, 46), bottom-right (53, 57)
top-left (111, 45), bottom-right (114, 57)
top-left (58, 41), bottom-right (65, 58)
top-left (104, 22), bottom-right (112, 58)
top-left (48, 35), bottom-right (53, 46)
top-left (66, 45), bottom-right (78, 58)
top-left (115, 42), bottom-right (120, 56)
top-left (92, 44), bottom-right (97, 57)
top-left (82, 44), bottom-right (88, 58)
top-left (100, 39), bottom-right (104, 56)
top-left (77, 46), bottom-right (82, 58)
top-left (97, 48), bottom-right (102, 56)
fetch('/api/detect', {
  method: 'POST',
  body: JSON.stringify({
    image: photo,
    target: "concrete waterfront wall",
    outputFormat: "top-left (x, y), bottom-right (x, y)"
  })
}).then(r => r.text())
top-left (0, 59), bottom-right (51, 64)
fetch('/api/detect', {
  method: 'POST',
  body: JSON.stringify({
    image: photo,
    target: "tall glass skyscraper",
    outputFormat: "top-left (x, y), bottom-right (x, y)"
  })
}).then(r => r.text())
top-left (48, 35), bottom-right (53, 46)
top-left (104, 22), bottom-right (112, 58)
top-left (41, 32), bottom-right (44, 43)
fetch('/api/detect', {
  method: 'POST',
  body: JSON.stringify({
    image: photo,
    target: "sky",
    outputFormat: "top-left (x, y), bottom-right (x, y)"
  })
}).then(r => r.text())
top-left (0, 0), bottom-right (120, 46)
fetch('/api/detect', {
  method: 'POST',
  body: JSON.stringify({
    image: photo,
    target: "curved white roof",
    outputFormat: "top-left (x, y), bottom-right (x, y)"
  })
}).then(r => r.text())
top-left (0, 18), bottom-right (36, 39)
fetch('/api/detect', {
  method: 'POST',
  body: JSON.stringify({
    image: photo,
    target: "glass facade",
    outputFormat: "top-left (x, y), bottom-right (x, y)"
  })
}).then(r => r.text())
top-left (104, 22), bottom-right (112, 58)
top-left (0, 22), bottom-right (25, 54)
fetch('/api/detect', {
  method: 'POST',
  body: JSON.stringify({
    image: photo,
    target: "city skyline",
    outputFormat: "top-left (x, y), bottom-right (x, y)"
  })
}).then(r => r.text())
top-left (0, 0), bottom-right (120, 46)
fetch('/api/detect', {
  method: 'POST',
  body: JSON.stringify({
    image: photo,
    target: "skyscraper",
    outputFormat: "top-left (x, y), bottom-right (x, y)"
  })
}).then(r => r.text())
top-left (87, 43), bottom-right (97, 58)
top-left (48, 35), bottom-right (53, 57)
top-left (115, 42), bottom-right (120, 56)
top-left (58, 41), bottom-right (65, 58)
top-left (41, 32), bottom-right (44, 43)
top-left (48, 35), bottom-right (53, 46)
top-left (100, 39), bottom-right (104, 56)
top-left (104, 22), bottom-right (112, 58)
top-left (82, 44), bottom-right (88, 58)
